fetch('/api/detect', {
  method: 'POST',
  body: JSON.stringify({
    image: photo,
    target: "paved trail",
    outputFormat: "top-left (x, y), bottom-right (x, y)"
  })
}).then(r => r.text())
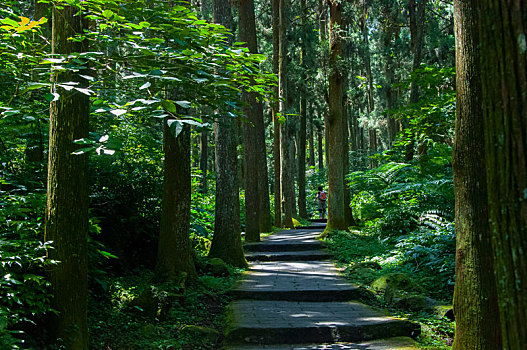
top-left (222, 223), bottom-right (420, 349)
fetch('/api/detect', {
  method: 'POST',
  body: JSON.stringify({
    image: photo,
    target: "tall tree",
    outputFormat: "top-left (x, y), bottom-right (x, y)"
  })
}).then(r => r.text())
top-left (208, 0), bottom-right (247, 267)
top-left (155, 121), bottom-right (198, 282)
top-left (477, 1), bottom-right (527, 347)
top-left (272, 0), bottom-right (282, 227)
top-left (239, 0), bottom-right (272, 237)
top-left (199, 129), bottom-right (208, 194)
top-left (297, 0), bottom-right (308, 219)
top-left (405, 0), bottom-right (427, 161)
top-left (45, 4), bottom-right (89, 348)
top-left (452, 0), bottom-right (501, 347)
top-left (239, 0), bottom-right (261, 241)
top-left (279, 0), bottom-right (294, 228)
top-left (324, 0), bottom-right (347, 232)
top-left (317, 122), bottom-right (324, 170)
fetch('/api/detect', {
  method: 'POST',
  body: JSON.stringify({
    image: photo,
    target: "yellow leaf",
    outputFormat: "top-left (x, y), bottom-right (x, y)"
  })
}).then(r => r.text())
top-left (18, 16), bottom-right (30, 26)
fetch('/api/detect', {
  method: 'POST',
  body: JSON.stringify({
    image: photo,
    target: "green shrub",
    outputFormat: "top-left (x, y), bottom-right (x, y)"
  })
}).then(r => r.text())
top-left (0, 192), bottom-right (54, 347)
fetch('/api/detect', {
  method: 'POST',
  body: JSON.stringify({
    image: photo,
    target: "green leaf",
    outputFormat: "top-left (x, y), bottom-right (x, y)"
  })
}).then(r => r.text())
top-left (74, 87), bottom-right (94, 96)
top-left (110, 109), bottom-right (127, 116)
top-left (102, 10), bottom-right (114, 19)
top-left (74, 138), bottom-right (96, 145)
top-left (72, 147), bottom-right (95, 155)
top-left (139, 82), bottom-right (151, 90)
top-left (162, 100), bottom-right (178, 114)
top-left (44, 93), bottom-right (60, 102)
top-left (167, 119), bottom-right (183, 138)
top-left (26, 83), bottom-right (50, 91)
top-left (175, 101), bottom-right (191, 109)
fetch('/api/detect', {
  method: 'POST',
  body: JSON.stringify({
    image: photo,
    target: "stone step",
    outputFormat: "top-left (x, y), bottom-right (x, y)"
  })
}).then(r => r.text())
top-left (308, 219), bottom-right (327, 224)
top-left (245, 250), bottom-right (332, 262)
top-left (244, 242), bottom-right (325, 252)
top-left (229, 287), bottom-right (374, 302)
top-left (223, 336), bottom-right (419, 349)
top-left (224, 301), bottom-right (420, 346)
top-left (244, 229), bottom-right (325, 252)
top-left (230, 260), bottom-right (375, 303)
top-left (294, 225), bottom-right (327, 230)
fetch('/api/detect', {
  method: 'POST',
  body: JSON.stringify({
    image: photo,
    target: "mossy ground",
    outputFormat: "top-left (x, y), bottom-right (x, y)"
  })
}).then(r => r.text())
top-left (88, 267), bottom-right (243, 349)
top-left (324, 229), bottom-right (455, 349)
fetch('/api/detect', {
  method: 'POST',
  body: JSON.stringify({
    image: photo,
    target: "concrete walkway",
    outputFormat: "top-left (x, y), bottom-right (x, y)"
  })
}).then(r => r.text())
top-left (223, 224), bottom-right (420, 349)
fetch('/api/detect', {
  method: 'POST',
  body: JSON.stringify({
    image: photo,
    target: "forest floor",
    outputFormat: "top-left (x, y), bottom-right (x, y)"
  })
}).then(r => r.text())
top-left (324, 229), bottom-right (455, 350)
top-left (84, 222), bottom-right (454, 349)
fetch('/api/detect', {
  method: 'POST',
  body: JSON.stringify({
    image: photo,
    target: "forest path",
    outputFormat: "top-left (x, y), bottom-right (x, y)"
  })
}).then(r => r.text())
top-left (222, 223), bottom-right (420, 349)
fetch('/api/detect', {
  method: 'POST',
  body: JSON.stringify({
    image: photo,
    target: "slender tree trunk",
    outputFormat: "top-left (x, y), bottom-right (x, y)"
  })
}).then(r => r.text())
top-left (318, 0), bottom-right (327, 42)
top-left (452, 1), bottom-right (501, 347)
top-left (477, 1), bottom-right (527, 347)
top-left (297, 0), bottom-right (308, 219)
top-left (156, 123), bottom-right (198, 282)
top-left (343, 99), bottom-right (354, 226)
top-left (239, 0), bottom-right (261, 241)
top-left (272, 0), bottom-right (281, 228)
top-left (199, 130), bottom-right (208, 194)
top-left (209, 0), bottom-right (247, 267)
top-left (381, 2), bottom-right (398, 147)
top-left (45, 5), bottom-right (89, 348)
top-left (324, 0), bottom-right (347, 232)
top-left (405, 0), bottom-right (427, 161)
top-left (317, 124), bottom-right (324, 171)
top-left (308, 112), bottom-right (315, 167)
top-left (239, 0), bottom-right (272, 238)
top-left (279, 0), bottom-right (294, 228)
top-left (369, 128), bottom-right (377, 168)
top-left (324, 115), bottom-right (330, 168)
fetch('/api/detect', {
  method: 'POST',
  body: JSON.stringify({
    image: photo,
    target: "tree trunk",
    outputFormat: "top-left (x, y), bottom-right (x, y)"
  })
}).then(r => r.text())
top-left (369, 128), bottom-right (377, 169)
top-left (209, 0), bottom-right (247, 267)
top-left (324, 0), bottom-right (347, 232)
top-left (297, 0), bottom-right (308, 219)
top-left (381, 1), bottom-right (398, 147)
top-left (317, 123), bottom-right (324, 171)
top-left (272, 0), bottom-right (281, 228)
top-left (452, 1), bottom-right (501, 347)
top-left (45, 5), bottom-right (89, 348)
top-left (405, 0), bottom-right (427, 161)
top-left (308, 111), bottom-right (315, 167)
top-left (156, 123), bottom-right (198, 282)
top-left (239, 0), bottom-right (261, 241)
top-left (478, 1), bottom-right (527, 347)
top-left (279, 0), bottom-right (294, 228)
top-left (199, 130), bottom-right (208, 194)
top-left (343, 98), bottom-right (354, 227)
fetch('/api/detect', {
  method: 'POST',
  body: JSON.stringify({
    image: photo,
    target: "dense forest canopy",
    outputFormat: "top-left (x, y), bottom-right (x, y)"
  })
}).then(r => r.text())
top-left (0, 0), bottom-right (525, 349)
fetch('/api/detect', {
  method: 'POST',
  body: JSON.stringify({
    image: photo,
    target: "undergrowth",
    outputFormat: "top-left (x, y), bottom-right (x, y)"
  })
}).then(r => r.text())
top-left (88, 267), bottom-right (243, 349)
top-left (325, 160), bottom-right (456, 349)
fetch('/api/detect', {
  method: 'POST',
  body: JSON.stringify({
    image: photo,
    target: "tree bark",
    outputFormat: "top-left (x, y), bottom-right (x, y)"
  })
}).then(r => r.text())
top-left (405, 0), bottom-right (427, 161)
top-left (239, 0), bottom-right (261, 241)
top-left (279, 0), bottom-right (294, 228)
top-left (324, 0), bottom-right (347, 232)
top-left (477, 1), bottom-right (527, 347)
top-left (156, 123), bottom-right (198, 282)
top-left (308, 111), bottom-right (316, 167)
top-left (199, 130), bottom-right (208, 194)
top-left (297, 0), bottom-right (308, 219)
top-left (317, 123), bottom-right (324, 171)
top-left (381, 1), bottom-right (398, 147)
top-left (209, 0), bottom-right (247, 267)
top-left (452, 1), bottom-right (501, 347)
top-left (272, 0), bottom-right (281, 228)
top-left (45, 5), bottom-right (89, 348)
